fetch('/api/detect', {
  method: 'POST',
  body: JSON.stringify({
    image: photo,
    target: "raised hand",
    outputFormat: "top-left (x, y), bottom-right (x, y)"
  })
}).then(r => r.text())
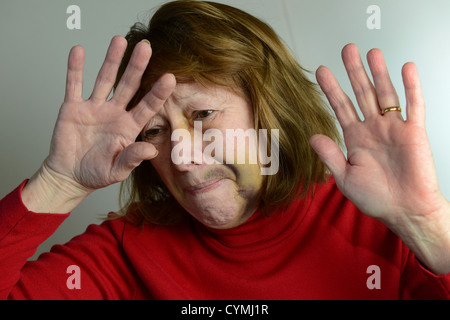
top-left (22, 36), bottom-right (176, 213)
top-left (310, 44), bottom-right (450, 274)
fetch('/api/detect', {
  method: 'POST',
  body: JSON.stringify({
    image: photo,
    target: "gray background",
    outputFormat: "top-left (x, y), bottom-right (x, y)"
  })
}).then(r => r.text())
top-left (1, 0), bottom-right (449, 259)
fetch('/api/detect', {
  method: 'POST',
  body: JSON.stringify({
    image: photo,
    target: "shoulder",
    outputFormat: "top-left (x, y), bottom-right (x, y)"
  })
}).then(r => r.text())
top-left (306, 176), bottom-right (405, 253)
top-left (308, 176), bottom-right (381, 226)
top-left (103, 209), bottom-right (193, 245)
top-left (305, 176), bottom-right (359, 219)
top-left (309, 176), bottom-right (367, 217)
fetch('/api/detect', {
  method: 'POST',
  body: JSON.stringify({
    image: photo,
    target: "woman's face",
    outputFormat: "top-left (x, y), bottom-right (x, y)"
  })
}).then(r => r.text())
top-left (142, 82), bottom-right (264, 229)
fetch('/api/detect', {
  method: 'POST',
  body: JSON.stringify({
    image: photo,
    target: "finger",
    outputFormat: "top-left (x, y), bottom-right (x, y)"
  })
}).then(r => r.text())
top-left (111, 39), bottom-right (152, 106)
top-left (64, 45), bottom-right (85, 102)
top-left (402, 62), bottom-right (425, 126)
top-left (366, 48), bottom-right (402, 119)
top-left (309, 134), bottom-right (347, 182)
top-left (90, 36), bottom-right (128, 103)
top-left (316, 66), bottom-right (360, 129)
top-left (341, 44), bottom-right (380, 119)
top-left (131, 73), bottom-right (177, 128)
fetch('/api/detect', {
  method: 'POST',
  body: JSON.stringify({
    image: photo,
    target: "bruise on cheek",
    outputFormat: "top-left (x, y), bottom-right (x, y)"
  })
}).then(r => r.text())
top-left (238, 185), bottom-right (262, 220)
top-left (236, 165), bottom-right (264, 212)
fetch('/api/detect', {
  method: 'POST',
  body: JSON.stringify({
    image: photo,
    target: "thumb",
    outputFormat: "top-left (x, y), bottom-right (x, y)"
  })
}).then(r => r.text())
top-left (309, 134), bottom-right (347, 182)
top-left (113, 142), bottom-right (159, 178)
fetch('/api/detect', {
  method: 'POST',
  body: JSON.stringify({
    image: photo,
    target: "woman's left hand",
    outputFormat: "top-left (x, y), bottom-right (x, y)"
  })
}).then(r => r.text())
top-left (310, 43), bottom-right (450, 275)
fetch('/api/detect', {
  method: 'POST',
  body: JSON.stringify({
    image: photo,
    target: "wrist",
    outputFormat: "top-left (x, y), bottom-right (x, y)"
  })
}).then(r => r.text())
top-left (21, 162), bottom-right (92, 214)
top-left (393, 199), bottom-right (450, 275)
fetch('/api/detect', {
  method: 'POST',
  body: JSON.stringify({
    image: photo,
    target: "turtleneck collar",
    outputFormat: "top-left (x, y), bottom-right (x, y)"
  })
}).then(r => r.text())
top-left (191, 194), bottom-right (312, 251)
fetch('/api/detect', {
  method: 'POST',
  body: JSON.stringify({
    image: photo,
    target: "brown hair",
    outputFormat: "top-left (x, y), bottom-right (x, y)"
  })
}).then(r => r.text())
top-left (116, 0), bottom-right (341, 225)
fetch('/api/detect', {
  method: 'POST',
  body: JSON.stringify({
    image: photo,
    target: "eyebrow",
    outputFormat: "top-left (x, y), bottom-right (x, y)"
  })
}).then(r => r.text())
top-left (171, 90), bottom-right (202, 102)
top-left (144, 115), bottom-right (165, 128)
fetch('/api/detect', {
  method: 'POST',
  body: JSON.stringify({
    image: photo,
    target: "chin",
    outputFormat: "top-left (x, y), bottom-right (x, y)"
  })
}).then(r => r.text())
top-left (171, 178), bottom-right (258, 229)
top-left (183, 197), bottom-right (246, 229)
top-left (191, 204), bottom-right (243, 229)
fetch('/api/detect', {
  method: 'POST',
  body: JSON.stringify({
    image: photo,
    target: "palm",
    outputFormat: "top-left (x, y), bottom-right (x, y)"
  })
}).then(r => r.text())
top-left (48, 101), bottom-right (141, 189)
top-left (311, 44), bottom-right (445, 227)
top-left (340, 115), bottom-right (439, 221)
top-left (45, 36), bottom-right (175, 191)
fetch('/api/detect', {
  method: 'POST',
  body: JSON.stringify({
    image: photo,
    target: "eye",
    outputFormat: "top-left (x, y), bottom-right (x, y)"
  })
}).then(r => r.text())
top-left (146, 128), bottom-right (163, 136)
top-left (194, 110), bottom-right (214, 120)
top-left (142, 128), bottom-right (165, 140)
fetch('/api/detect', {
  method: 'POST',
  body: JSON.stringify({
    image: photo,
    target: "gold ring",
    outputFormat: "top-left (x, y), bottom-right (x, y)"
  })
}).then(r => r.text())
top-left (381, 107), bottom-right (402, 116)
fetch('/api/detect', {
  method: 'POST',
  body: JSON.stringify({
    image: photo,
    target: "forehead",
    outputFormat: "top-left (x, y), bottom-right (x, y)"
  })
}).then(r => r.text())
top-left (144, 81), bottom-right (254, 129)
top-left (159, 82), bottom-right (250, 112)
top-left (146, 81), bottom-right (253, 124)
top-left (170, 82), bottom-right (229, 102)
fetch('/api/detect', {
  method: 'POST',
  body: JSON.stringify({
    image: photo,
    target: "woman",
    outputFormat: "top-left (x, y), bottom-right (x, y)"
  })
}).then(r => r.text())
top-left (0, 0), bottom-right (449, 299)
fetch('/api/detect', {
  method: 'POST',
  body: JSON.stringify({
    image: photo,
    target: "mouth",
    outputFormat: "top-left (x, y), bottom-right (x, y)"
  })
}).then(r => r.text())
top-left (184, 178), bottom-right (226, 195)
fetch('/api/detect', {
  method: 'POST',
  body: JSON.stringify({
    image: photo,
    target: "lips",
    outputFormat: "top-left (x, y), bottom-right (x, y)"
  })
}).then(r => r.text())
top-left (184, 178), bottom-right (226, 194)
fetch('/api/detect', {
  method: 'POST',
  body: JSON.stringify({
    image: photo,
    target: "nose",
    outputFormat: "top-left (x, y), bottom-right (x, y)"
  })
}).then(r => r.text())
top-left (170, 121), bottom-right (204, 172)
top-left (170, 121), bottom-right (225, 172)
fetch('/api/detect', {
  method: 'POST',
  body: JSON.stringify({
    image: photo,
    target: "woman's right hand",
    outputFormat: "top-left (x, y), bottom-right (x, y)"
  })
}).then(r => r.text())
top-left (22, 36), bottom-right (176, 213)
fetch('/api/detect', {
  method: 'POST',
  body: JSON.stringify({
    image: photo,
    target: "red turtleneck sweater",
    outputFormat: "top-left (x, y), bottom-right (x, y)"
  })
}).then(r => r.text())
top-left (0, 179), bottom-right (449, 300)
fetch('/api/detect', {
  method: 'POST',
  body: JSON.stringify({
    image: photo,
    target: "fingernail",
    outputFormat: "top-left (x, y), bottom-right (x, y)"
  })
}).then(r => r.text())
top-left (153, 150), bottom-right (159, 158)
top-left (140, 39), bottom-right (151, 47)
